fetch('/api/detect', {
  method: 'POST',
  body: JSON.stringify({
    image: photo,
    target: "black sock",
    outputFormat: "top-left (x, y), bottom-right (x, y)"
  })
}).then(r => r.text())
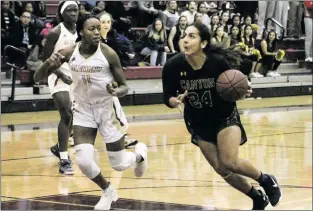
top-left (247, 186), bottom-right (262, 200)
top-left (256, 172), bottom-right (268, 185)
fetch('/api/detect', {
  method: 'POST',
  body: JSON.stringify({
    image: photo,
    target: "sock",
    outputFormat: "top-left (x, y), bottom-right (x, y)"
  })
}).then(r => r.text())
top-left (60, 151), bottom-right (69, 160)
top-left (247, 186), bottom-right (262, 200)
top-left (256, 172), bottom-right (268, 185)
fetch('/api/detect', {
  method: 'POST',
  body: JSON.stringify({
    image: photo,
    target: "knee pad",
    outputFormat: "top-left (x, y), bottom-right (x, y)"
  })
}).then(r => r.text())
top-left (107, 150), bottom-right (136, 172)
top-left (74, 144), bottom-right (100, 179)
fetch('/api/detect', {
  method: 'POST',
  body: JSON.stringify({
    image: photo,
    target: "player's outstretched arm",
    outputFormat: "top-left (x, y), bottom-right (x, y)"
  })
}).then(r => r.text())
top-left (102, 44), bottom-right (129, 98)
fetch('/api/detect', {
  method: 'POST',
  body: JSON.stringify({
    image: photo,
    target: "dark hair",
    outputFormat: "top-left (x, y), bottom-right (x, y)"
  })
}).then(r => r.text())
top-left (229, 25), bottom-right (241, 41)
top-left (265, 30), bottom-right (277, 50)
top-left (76, 14), bottom-right (99, 41)
top-left (197, 1), bottom-right (206, 11)
top-left (232, 15), bottom-right (240, 25)
top-left (189, 23), bottom-right (242, 68)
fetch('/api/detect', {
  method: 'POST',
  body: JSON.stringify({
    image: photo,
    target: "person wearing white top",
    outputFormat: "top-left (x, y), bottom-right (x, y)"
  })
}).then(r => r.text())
top-left (181, 1), bottom-right (197, 25)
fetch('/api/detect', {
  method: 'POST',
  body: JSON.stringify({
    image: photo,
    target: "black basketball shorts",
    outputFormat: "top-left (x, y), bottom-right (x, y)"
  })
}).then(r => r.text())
top-left (184, 108), bottom-right (247, 146)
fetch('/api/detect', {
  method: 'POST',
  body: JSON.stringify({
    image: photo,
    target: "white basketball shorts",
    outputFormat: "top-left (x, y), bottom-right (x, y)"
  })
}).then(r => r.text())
top-left (73, 98), bottom-right (127, 144)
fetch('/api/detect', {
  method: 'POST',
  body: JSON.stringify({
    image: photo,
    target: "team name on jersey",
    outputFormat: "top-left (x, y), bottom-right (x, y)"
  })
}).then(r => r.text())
top-left (180, 78), bottom-right (215, 90)
top-left (64, 40), bottom-right (76, 45)
top-left (71, 64), bottom-right (103, 73)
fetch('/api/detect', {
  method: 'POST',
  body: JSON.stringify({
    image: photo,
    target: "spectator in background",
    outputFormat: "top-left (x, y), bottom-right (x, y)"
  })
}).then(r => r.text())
top-left (288, 1), bottom-right (304, 39)
top-left (194, 13), bottom-right (203, 24)
top-left (232, 14), bottom-right (241, 28)
top-left (8, 11), bottom-right (37, 55)
top-left (106, 1), bottom-right (131, 35)
top-left (258, 30), bottom-right (282, 77)
top-left (12, 1), bottom-right (24, 17)
top-left (162, 1), bottom-right (180, 32)
top-left (257, 1), bottom-right (275, 40)
top-left (209, 14), bottom-right (220, 34)
top-left (197, 1), bottom-right (210, 27)
top-left (140, 18), bottom-right (170, 66)
top-left (153, 1), bottom-right (167, 11)
top-left (1, 1), bottom-right (16, 52)
top-left (304, 1), bottom-right (313, 62)
top-left (168, 15), bottom-right (188, 53)
top-left (220, 11), bottom-right (230, 34)
top-left (234, 1), bottom-right (258, 23)
top-left (32, 1), bottom-right (47, 18)
top-left (274, 1), bottom-right (289, 38)
top-left (241, 15), bottom-right (252, 37)
top-left (24, 2), bottom-right (44, 29)
top-left (229, 25), bottom-right (242, 49)
top-left (181, 1), bottom-right (197, 25)
top-left (211, 25), bottom-right (230, 48)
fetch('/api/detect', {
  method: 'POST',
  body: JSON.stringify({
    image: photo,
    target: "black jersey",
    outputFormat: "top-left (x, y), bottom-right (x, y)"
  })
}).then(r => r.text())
top-left (162, 52), bottom-right (236, 123)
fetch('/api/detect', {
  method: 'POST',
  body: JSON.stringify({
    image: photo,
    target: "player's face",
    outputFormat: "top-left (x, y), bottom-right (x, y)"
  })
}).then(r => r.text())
top-left (231, 26), bottom-right (239, 36)
top-left (83, 18), bottom-right (101, 46)
top-left (62, 5), bottom-right (79, 23)
top-left (100, 14), bottom-right (112, 33)
top-left (182, 26), bottom-right (206, 56)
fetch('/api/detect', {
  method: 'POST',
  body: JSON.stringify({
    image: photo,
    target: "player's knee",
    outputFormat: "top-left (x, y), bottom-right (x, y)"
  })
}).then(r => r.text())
top-left (75, 144), bottom-right (100, 179)
top-left (108, 150), bottom-right (136, 172)
top-left (60, 109), bottom-right (72, 125)
top-left (219, 158), bottom-right (238, 173)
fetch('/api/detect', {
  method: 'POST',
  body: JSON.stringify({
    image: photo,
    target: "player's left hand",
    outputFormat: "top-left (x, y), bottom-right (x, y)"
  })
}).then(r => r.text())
top-left (106, 82), bottom-right (119, 96)
top-left (245, 81), bottom-right (253, 97)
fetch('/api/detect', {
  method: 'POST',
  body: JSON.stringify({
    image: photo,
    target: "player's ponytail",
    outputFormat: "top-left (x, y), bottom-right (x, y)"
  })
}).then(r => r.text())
top-left (190, 23), bottom-right (242, 69)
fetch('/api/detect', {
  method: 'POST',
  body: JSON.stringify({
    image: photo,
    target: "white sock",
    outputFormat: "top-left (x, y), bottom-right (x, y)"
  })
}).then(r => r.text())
top-left (60, 151), bottom-right (69, 160)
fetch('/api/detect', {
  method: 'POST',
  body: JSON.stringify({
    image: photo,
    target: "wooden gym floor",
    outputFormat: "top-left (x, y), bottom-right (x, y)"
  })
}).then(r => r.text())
top-left (1, 96), bottom-right (312, 210)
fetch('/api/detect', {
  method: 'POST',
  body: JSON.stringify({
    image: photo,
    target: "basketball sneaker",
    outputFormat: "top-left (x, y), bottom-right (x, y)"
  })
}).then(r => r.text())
top-left (59, 159), bottom-right (74, 175)
top-left (252, 190), bottom-right (269, 210)
top-left (68, 134), bottom-right (74, 147)
top-left (124, 136), bottom-right (138, 149)
top-left (50, 144), bottom-right (61, 159)
top-left (260, 174), bottom-right (282, 207)
top-left (134, 143), bottom-right (148, 177)
top-left (94, 183), bottom-right (118, 210)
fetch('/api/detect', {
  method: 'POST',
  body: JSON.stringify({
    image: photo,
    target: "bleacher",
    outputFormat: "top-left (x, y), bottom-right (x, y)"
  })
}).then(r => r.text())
top-left (1, 2), bottom-right (312, 113)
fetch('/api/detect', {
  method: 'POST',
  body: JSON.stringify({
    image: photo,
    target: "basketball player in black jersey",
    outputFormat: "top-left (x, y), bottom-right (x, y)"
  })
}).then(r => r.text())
top-left (162, 23), bottom-right (282, 210)
top-left (40, 1), bottom-right (78, 174)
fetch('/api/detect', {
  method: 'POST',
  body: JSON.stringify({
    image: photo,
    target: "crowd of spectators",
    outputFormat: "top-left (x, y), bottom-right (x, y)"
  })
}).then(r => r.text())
top-left (1, 1), bottom-right (312, 81)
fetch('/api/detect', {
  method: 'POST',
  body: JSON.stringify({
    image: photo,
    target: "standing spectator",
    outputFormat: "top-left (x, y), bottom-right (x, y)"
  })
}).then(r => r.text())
top-left (181, 1), bottom-right (197, 25)
top-left (1, 1), bottom-right (16, 52)
top-left (257, 1), bottom-right (275, 40)
top-left (162, 1), bottom-right (180, 32)
top-left (274, 1), bottom-right (289, 38)
top-left (106, 1), bottom-right (131, 35)
top-left (288, 1), bottom-right (304, 38)
top-left (140, 18), bottom-right (170, 66)
top-left (304, 1), bottom-right (313, 62)
top-left (33, 1), bottom-right (47, 18)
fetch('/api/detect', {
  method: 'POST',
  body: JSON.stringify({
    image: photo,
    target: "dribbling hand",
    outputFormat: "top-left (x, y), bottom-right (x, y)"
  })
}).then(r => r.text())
top-left (106, 82), bottom-right (119, 96)
top-left (47, 52), bottom-right (65, 69)
top-left (245, 81), bottom-right (253, 98)
top-left (169, 90), bottom-right (188, 108)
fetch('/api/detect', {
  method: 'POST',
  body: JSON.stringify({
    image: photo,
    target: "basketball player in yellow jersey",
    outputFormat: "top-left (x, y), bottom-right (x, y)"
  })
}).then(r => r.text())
top-left (34, 15), bottom-right (148, 210)
top-left (41, 1), bottom-right (78, 175)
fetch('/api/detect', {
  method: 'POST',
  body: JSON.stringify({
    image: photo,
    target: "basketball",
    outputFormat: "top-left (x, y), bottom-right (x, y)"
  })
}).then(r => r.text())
top-left (216, 69), bottom-right (249, 102)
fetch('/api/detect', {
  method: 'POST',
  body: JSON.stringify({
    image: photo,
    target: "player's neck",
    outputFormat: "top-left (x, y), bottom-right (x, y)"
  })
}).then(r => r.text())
top-left (63, 21), bottom-right (76, 31)
top-left (185, 52), bottom-right (207, 70)
top-left (80, 41), bottom-right (98, 56)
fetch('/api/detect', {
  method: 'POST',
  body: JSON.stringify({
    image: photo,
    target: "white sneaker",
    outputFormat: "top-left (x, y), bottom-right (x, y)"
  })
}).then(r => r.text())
top-left (273, 71), bottom-right (281, 76)
top-left (266, 71), bottom-right (276, 77)
top-left (68, 135), bottom-right (74, 147)
top-left (255, 72), bottom-right (264, 78)
top-left (249, 72), bottom-right (257, 78)
top-left (305, 57), bottom-right (313, 62)
top-left (94, 184), bottom-right (118, 210)
top-left (134, 143), bottom-right (148, 177)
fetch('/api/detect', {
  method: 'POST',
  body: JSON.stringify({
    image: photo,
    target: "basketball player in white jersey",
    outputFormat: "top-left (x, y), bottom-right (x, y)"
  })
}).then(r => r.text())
top-left (34, 15), bottom-right (148, 210)
top-left (41, 1), bottom-right (78, 175)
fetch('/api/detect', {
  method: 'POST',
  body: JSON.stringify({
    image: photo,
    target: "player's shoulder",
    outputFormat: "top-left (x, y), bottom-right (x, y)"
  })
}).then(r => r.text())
top-left (164, 52), bottom-right (185, 67)
top-left (99, 42), bottom-right (119, 62)
top-left (58, 43), bottom-right (77, 60)
top-left (47, 25), bottom-right (61, 38)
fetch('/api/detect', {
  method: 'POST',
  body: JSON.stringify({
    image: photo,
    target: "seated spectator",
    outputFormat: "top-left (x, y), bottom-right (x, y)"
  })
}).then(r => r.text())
top-left (194, 13), bottom-right (203, 24)
top-left (241, 15), bottom-right (252, 37)
top-left (1, 1), bottom-right (16, 52)
top-left (24, 2), bottom-right (44, 29)
top-left (98, 12), bottom-right (135, 67)
top-left (162, 1), bottom-right (180, 32)
top-left (220, 11), bottom-right (230, 34)
top-left (209, 14), bottom-right (220, 34)
top-left (181, 1), bottom-right (197, 25)
top-left (168, 15), bottom-right (187, 53)
top-left (258, 30), bottom-right (282, 77)
top-left (197, 1), bottom-right (210, 27)
top-left (8, 11), bottom-right (37, 56)
top-left (211, 25), bottom-right (230, 48)
top-left (139, 18), bottom-right (170, 66)
top-left (229, 25), bottom-right (242, 49)
top-left (232, 14), bottom-right (241, 28)
top-left (32, 1), bottom-right (47, 19)
top-left (242, 24), bottom-right (263, 78)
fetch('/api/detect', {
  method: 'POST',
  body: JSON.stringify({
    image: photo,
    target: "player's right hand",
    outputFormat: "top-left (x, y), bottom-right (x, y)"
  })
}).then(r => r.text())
top-left (47, 52), bottom-right (65, 69)
top-left (169, 90), bottom-right (188, 108)
top-left (60, 74), bottom-right (73, 85)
